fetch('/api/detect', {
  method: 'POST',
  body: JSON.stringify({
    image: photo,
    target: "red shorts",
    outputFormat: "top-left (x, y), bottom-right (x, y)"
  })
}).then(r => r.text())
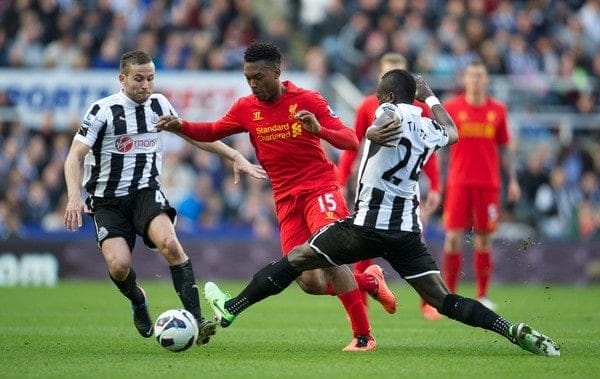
top-left (276, 185), bottom-right (350, 254)
top-left (443, 185), bottom-right (499, 232)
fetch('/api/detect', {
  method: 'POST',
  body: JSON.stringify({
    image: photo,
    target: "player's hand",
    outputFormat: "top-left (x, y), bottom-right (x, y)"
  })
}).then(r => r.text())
top-left (421, 190), bottom-right (441, 219)
top-left (232, 152), bottom-right (268, 184)
top-left (63, 196), bottom-right (89, 231)
top-left (295, 110), bottom-right (321, 134)
top-left (156, 115), bottom-right (182, 133)
top-left (415, 75), bottom-right (435, 102)
top-left (367, 109), bottom-right (402, 147)
top-left (507, 178), bottom-right (521, 203)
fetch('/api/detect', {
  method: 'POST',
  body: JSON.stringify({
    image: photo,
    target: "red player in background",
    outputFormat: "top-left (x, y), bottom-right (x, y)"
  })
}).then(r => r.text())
top-left (441, 60), bottom-right (521, 313)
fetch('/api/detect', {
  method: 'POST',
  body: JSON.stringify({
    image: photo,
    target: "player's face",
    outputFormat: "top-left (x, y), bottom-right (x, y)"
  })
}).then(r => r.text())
top-left (462, 64), bottom-right (489, 95)
top-left (119, 62), bottom-right (155, 104)
top-left (243, 60), bottom-right (281, 102)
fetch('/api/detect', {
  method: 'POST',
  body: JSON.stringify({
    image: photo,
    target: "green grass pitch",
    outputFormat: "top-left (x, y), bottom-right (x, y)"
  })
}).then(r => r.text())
top-left (1, 280), bottom-right (599, 378)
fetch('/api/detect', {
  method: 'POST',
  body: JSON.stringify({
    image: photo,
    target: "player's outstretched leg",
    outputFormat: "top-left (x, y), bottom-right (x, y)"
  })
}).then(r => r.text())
top-left (364, 264), bottom-right (397, 314)
top-left (132, 286), bottom-right (153, 338)
top-left (440, 294), bottom-right (560, 357)
top-left (204, 282), bottom-right (236, 327)
top-left (510, 323), bottom-right (560, 357)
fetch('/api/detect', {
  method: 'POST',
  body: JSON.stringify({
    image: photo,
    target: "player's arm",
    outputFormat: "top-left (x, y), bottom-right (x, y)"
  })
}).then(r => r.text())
top-left (63, 139), bottom-right (90, 231)
top-left (366, 104), bottom-right (402, 147)
top-left (157, 114), bottom-right (266, 183)
top-left (421, 154), bottom-right (442, 217)
top-left (295, 109), bottom-right (359, 150)
top-left (414, 75), bottom-right (458, 145)
top-left (178, 133), bottom-right (267, 183)
top-left (338, 99), bottom-right (372, 185)
top-left (422, 154), bottom-right (440, 193)
top-left (156, 115), bottom-right (238, 142)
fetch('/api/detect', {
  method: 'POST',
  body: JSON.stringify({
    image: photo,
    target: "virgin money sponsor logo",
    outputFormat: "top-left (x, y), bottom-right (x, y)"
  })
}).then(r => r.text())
top-left (133, 139), bottom-right (158, 148)
top-left (115, 135), bottom-right (159, 153)
top-left (115, 135), bottom-right (133, 152)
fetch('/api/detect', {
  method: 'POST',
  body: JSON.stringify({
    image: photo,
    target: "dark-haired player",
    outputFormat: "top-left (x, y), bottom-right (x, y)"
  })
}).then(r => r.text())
top-left (63, 50), bottom-right (264, 345)
top-left (337, 52), bottom-right (443, 319)
top-left (203, 69), bottom-right (560, 357)
top-left (158, 41), bottom-right (397, 351)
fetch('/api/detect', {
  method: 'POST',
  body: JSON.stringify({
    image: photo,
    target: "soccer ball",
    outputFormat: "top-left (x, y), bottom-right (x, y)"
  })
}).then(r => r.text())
top-left (154, 309), bottom-right (198, 352)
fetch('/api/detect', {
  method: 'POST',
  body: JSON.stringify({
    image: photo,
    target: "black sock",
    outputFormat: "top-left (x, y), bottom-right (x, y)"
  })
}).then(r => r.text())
top-left (110, 268), bottom-right (145, 306)
top-left (226, 256), bottom-right (301, 316)
top-left (441, 294), bottom-right (513, 342)
top-left (170, 259), bottom-right (201, 320)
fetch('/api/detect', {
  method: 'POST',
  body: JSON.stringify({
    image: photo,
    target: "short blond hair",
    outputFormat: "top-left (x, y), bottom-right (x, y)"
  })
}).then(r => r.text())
top-left (379, 53), bottom-right (407, 71)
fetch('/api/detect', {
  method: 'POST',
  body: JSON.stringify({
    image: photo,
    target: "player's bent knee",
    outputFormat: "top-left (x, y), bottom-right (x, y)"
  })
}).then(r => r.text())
top-left (287, 244), bottom-right (321, 271)
top-left (296, 269), bottom-right (328, 295)
top-left (108, 261), bottom-right (130, 280)
top-left (159, 235), bottom-right (186, 263)
top-left (296, 278), bottom-right (325, 295)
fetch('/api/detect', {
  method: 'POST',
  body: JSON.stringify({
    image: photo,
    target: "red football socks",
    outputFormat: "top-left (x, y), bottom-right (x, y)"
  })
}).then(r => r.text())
top-left (474, 250), bottom-right (492, 298)
top-left (338, 288), bottom-right (371, 337)
top-left (443, 252), bottom-right (462, 293)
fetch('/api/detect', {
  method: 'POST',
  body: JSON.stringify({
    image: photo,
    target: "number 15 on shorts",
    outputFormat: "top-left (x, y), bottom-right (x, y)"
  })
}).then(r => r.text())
top-left (317, 193), bottom-right (337, 212)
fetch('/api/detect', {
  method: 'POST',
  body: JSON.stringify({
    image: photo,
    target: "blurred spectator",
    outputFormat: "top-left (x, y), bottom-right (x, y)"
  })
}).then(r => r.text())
top-left (7, 9), bottom-right (44, 67)
top-left (404, 11), bottom-right (432, 55)
top-left (0, 0), bottom-right (599, 243)
top-left (42, 193), bottom-right (68, 231)
top-left (478, 38), bottom-right (506, 74)
top-left (515, 145), bottom-right (552, 226)
top-left (436, 15), bottom-right (461, 52)
top-left (331, 11), bottom-right (370, 83)
top-left (299, 0), bottom-right (336, 45)
top-left (559, 141), bottom-right (595, 189)
top-left (23, 180), bottom-right (51, 225)
top-left (578, 170), bottom-right (600, 240)
top-left (504, 33), bottom-right (540, 76)
top-left (16, 134), bottom-right (47, 182)
top-left (176, 172), bottom-right (215, 231)
top-left (161, 150), bottom-right (197, 207)
top-left (160, 31), bottom-right (189, 70)
top-left (0, 199), bottom-right (24, 240)
top-left (535, 36), bottom-right (561, 76)
top-left (534, 166), bottom-right (581, 240)
top-left (42, 31), bottom-right (82, 69)
top-left (91, 34), bottom-right (123, 69)
top-left (0, 27), bottom-right (9, 67)
top-left (37, 0), bottom-right (60, 44)
top-left (578, 0), bottom-right (600, 55)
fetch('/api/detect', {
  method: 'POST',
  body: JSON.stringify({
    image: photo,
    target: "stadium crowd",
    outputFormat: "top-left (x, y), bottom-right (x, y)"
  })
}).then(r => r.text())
top-left (0, 0), bottom-right (599, 242)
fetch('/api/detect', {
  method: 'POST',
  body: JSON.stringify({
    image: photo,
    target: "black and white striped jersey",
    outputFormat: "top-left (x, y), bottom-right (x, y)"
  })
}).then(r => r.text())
top-left (352, 102), bottom-right (450, 232)
top-left (74, 90), bottom-right (177, 198)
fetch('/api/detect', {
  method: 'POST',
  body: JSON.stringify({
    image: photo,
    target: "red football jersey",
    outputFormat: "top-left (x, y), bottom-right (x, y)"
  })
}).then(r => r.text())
top-left (337, 94), bottom-right (440, 191)
top-left (180, 81), bottom-right (358, 202)
top-left (443, 94), bottom-right (510, 189)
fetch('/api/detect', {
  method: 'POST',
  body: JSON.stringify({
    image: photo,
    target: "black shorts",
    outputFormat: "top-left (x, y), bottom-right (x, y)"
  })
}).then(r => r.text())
top-left (308, 218), bottom-right (439, 279)
top-left (86, 188), bottom-right (177, 251)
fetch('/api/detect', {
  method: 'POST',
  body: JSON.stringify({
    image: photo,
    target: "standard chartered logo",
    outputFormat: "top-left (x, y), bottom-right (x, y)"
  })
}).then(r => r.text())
top-left (0, 253), bottom-right (59, 287)
top-left (291, 122), bottom-right (302, 137)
